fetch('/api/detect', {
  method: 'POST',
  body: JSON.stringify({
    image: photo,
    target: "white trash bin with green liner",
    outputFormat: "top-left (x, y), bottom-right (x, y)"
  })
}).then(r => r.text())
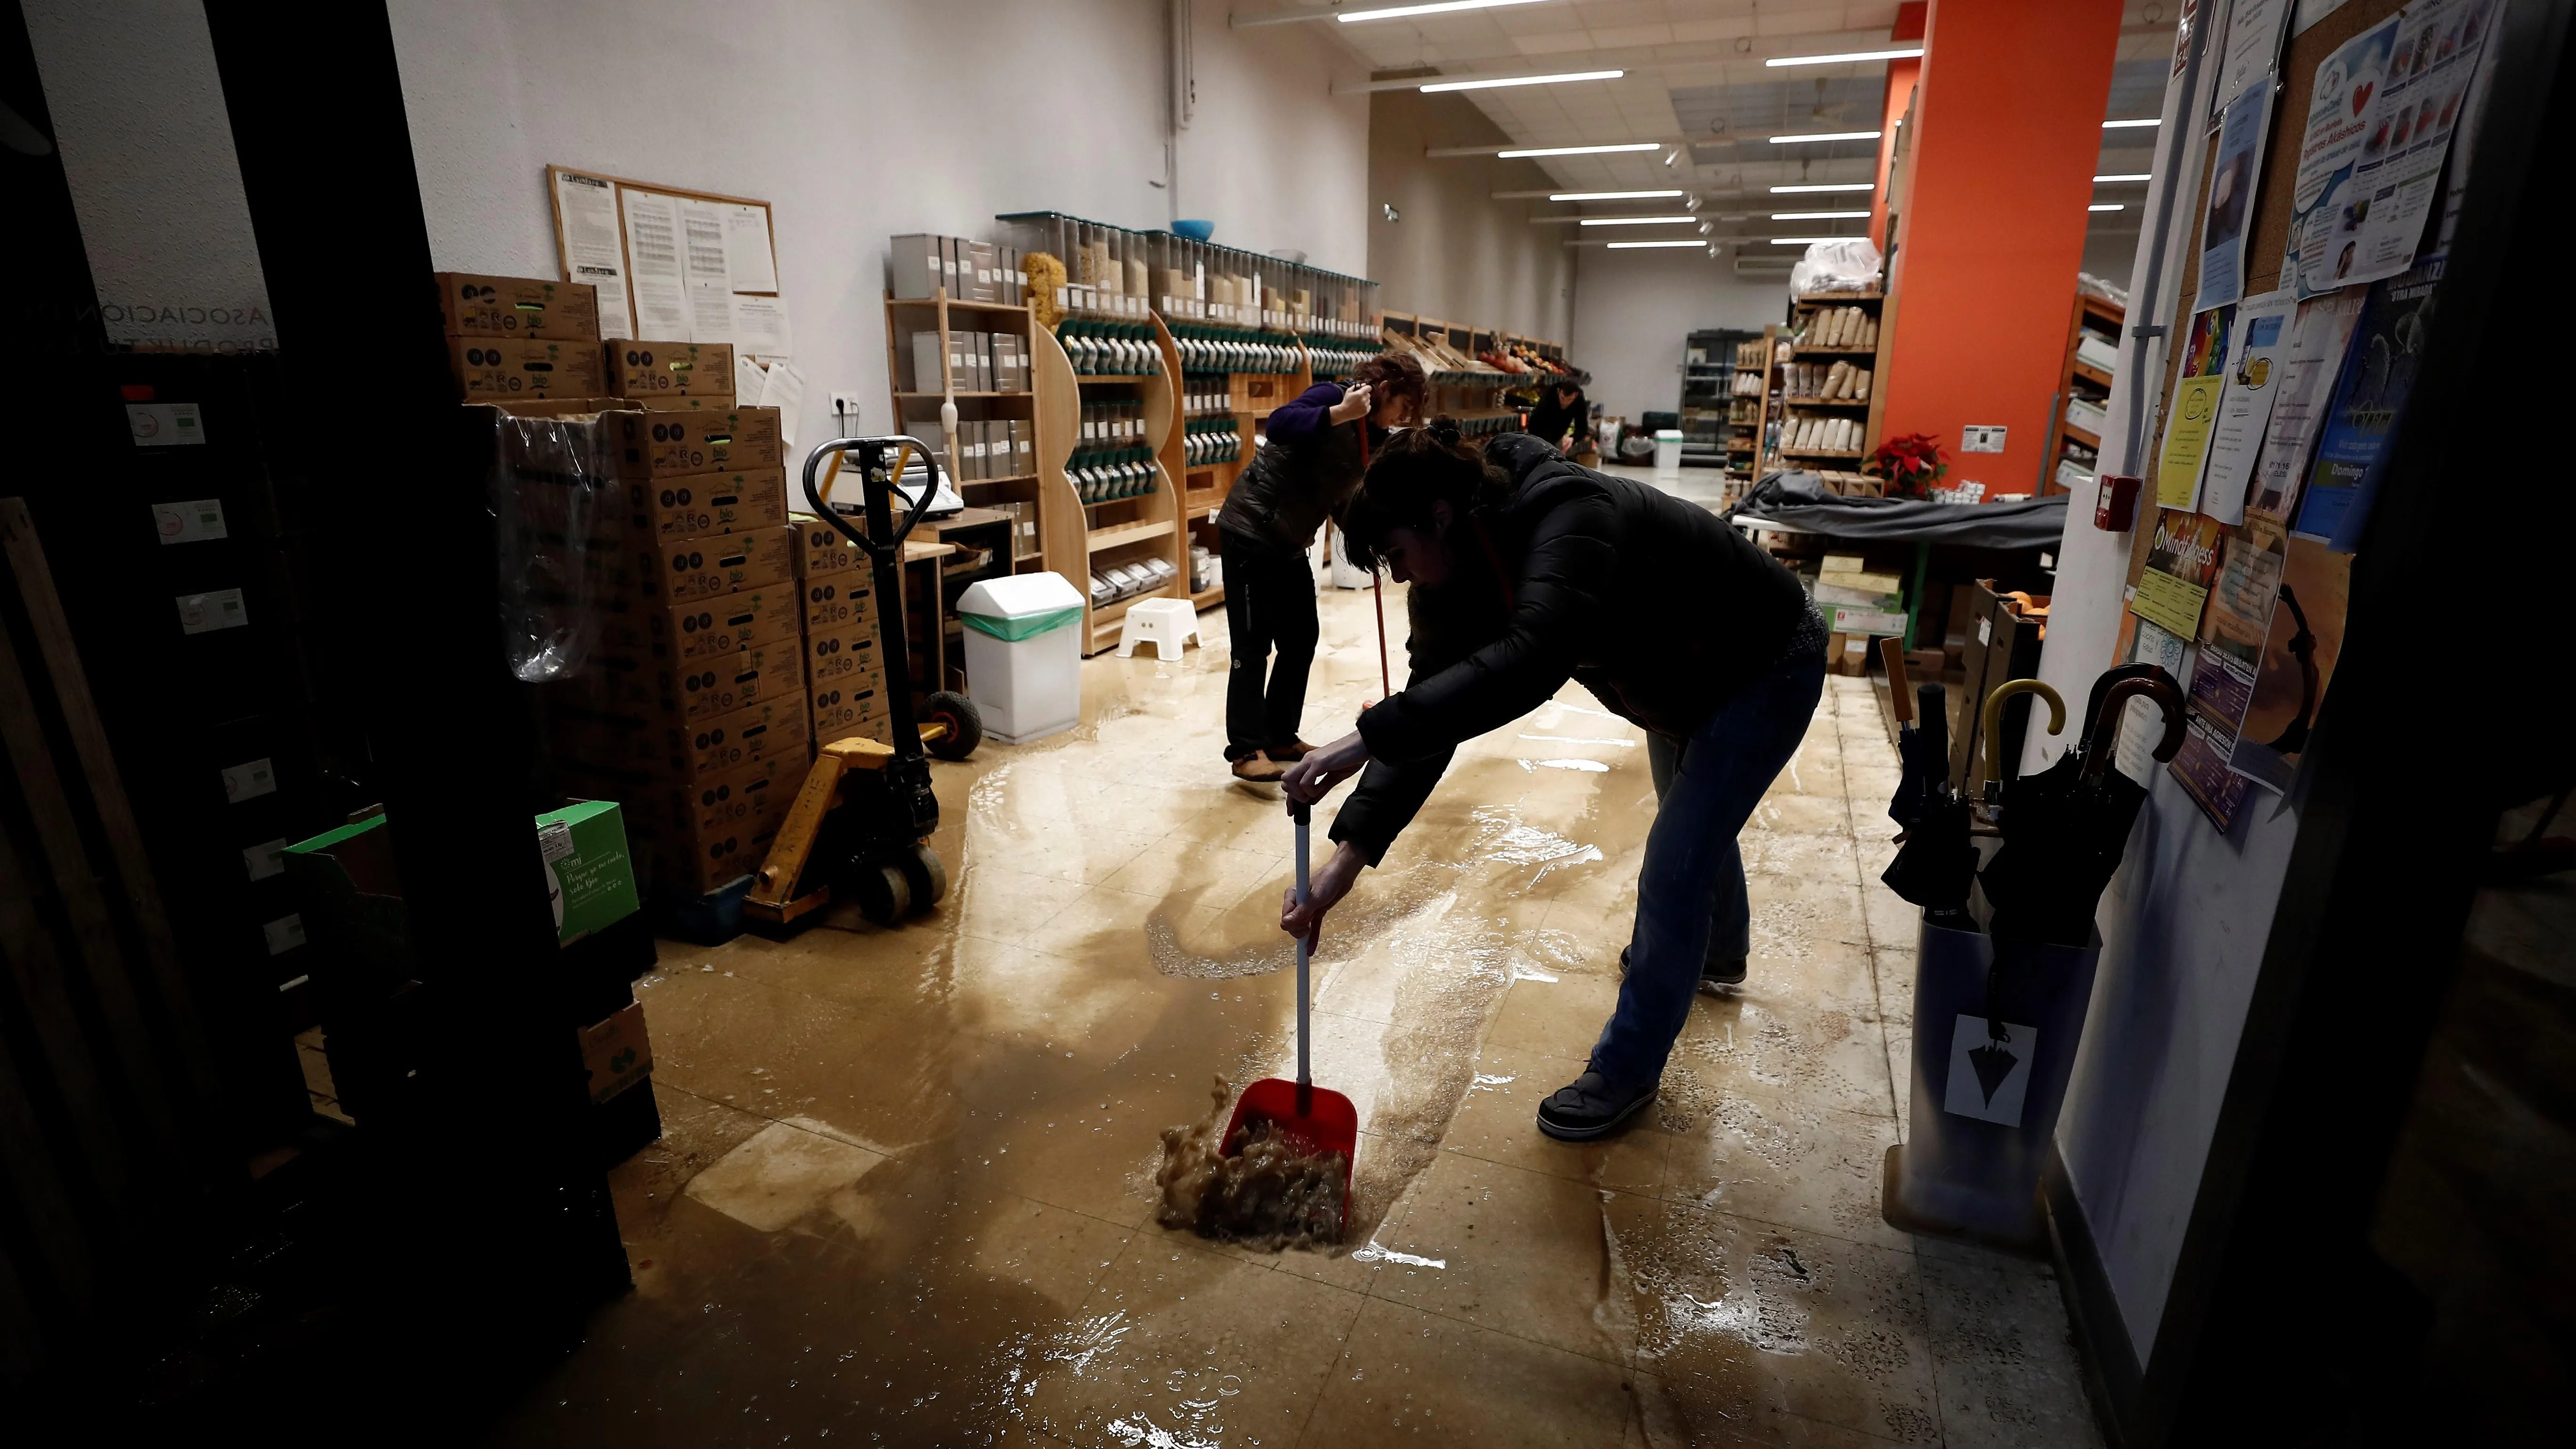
top-left (958, 572), bottom-right (1085, 744)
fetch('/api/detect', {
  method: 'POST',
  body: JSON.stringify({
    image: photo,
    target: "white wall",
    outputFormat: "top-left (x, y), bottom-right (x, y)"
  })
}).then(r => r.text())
top-left (1570, 248), bottom-right (1787, 422)
top-left (387, 0), bottom-right (1366, 442)
top-left (1366, 88), bottom-right (1575, 344)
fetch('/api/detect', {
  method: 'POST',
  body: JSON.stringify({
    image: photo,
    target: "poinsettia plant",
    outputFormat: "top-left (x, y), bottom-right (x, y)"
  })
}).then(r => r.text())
top-left (1866, 432), bottom-right (1949, 498)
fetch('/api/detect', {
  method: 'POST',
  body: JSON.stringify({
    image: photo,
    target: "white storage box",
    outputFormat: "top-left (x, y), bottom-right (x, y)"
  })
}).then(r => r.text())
top-left (1653, 427), bottom-right (1684, 473)
top-left (958, 572), bottom-right (1086, 744)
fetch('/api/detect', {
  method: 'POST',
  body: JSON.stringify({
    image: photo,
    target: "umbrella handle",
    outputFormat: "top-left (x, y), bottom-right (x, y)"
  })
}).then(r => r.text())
top-left (1980, 679), bottom-right (2066, 789)
top-left (2080, 676), bottom-right (2188, 782)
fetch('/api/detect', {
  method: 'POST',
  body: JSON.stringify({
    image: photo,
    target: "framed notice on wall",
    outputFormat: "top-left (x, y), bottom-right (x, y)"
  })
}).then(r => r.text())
top-left (544, 165), bottom-right (789, 357)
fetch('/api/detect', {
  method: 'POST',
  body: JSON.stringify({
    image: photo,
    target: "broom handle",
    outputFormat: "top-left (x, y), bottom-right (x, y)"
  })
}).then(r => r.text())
top-left (1294, 802), bottom-right (1312, 1102)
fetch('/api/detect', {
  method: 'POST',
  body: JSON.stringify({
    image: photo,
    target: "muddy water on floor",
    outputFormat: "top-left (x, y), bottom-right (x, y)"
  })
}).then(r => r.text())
top-left (488, 612), bottom-right (1706, 1444)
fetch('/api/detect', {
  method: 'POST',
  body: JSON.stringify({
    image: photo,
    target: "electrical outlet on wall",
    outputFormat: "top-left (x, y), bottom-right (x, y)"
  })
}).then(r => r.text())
top-left (828, 392), bottom-right (865, 423)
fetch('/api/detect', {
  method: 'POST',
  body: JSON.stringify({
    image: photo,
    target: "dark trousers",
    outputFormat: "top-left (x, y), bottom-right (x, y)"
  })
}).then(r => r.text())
top-left (1219, 533), bottom-right (1318, 761)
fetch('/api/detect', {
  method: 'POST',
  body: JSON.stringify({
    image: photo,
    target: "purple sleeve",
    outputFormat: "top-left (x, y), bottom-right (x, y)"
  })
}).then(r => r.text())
top-left (1263, 383), bottom-right (1346, 444)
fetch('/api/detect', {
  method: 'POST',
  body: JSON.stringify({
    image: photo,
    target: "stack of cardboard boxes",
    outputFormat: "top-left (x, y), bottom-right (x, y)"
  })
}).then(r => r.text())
top-left (792, 509), bottom-right (896, 750)
top-left (437, 272), bottom-right (606, 398)
top-left (550, 392), bottom-right (807, 900)
top-left (445, 266), bottom-right (805, 901)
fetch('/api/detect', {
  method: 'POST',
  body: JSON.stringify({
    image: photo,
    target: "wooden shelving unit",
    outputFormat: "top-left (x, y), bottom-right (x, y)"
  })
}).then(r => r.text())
top-left (2042, 290), bottom-right (2125, 495)
top-left (1770, 292), bottom-right (1885, 493)
top-left (1176, 338), bottom-right (1312, 613)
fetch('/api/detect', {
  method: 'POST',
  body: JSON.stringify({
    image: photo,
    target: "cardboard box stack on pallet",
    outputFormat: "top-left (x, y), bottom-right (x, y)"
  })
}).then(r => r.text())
top-left (1815, 553), bottom-right (1910, 676)
top-left (551, 389), bottom-right (805, 901)
top-left (445, 269), bottom-right (803, 903)
top-left (792, 509), bottom-right (896, 749)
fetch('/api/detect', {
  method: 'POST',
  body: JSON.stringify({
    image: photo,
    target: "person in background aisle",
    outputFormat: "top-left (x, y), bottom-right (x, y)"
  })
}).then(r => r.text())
top-left (1216, 352), bottom-right (1428, 783)
top-left (1277, 422), bottom-right (1826, 1141)
top-left (1524, 378), bottom-right (1588, 455)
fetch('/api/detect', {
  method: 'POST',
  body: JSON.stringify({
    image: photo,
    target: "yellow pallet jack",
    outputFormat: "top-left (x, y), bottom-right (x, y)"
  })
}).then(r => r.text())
top-left (744, 437), bottom-right (982, 929)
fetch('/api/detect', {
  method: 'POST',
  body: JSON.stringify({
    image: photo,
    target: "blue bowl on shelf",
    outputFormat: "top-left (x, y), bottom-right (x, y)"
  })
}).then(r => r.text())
top-left (1172, 219), bottom-right (1216, 242)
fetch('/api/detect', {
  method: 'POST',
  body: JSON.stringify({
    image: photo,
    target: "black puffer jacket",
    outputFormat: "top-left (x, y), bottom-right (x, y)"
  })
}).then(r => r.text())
top-left (1332, 434), bottom-right (1813, 863)
top-left (1215, 384), bottom-right (1381, 555)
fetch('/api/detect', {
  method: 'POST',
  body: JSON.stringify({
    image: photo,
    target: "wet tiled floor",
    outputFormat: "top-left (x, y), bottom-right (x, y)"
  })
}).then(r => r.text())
top-left (489, 580), bottom-right (2101, 1447)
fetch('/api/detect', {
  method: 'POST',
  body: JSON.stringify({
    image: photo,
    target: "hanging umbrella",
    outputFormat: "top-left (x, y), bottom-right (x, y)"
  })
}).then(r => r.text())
top-left (1979, 670), bottom-right (2185, 947)
top-left (1879, 657), bottom-right (1980, 917)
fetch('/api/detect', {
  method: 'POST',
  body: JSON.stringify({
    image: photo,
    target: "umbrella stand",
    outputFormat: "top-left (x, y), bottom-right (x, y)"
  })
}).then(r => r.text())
top-left (1884, 893), bottom-right (2102, 1255)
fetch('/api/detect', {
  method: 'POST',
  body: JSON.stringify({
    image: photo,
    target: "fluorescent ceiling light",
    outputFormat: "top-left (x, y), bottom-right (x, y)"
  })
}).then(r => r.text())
top-left (1772, 210), bottom-right (1870, 220)
top-left (1577, 215), bottom-right (1698, 226)
top-left (1766, 46), bottom-right (1924, 67)
top-left (1771, 236), bottom-right (1856, 245)
top-left (1768, 130), bottom-right (1883, 144)
top-left (1771, 182), bottom-right (1876, 193)
top-left (2102, 118), bottom-right (2162, 129)
top-left (2089, 203), bottom-right (2125, 212)
top-left (1423, 69), bottom-right (1622, 92)
top-left (1339, 0), bottom-right (1553, 20)
top-left (1550, 189), bottom-right (1684, 201)
top-left (2095, 172), bottom-right (2152, 182)
top-left (1499, 141), bottom-right (1662, 158)
top-left (1607, 239), bottom-right (1707, 249)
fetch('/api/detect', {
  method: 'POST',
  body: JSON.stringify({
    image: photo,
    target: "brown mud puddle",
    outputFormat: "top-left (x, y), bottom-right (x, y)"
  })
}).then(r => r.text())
top-left (1153, 1078), bottom-right (1348, 1249)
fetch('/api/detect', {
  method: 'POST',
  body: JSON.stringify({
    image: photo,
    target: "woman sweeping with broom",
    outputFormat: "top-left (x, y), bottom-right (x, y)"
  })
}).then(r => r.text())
top-left (1215, 353), bottom-right (1425, 783)
top-left (1279, 422), bottom-right (1826, 1140)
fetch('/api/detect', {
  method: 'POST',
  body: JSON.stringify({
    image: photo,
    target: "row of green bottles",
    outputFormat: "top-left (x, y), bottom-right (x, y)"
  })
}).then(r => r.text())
top-left (1061, 320), bottom-right (1160, 375)
top-left (1074, 446), bottom-right (1157, 503)
top-left (1169, 325), bottom-right (1296, 374)
top-left (1303, 339), bottom-right (1372, 379)
top-left (1183, 418), bottom-right (1242, 466)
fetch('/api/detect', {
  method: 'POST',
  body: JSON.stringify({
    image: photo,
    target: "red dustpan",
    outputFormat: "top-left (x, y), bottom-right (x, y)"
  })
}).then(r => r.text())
top-left (1222, 801), bottom-right (1357, 1229)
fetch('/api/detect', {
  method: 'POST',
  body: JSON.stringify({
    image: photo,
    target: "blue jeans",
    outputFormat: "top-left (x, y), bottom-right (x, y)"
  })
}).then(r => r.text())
top-left (1589, 643), bottom-right (1827, 1090)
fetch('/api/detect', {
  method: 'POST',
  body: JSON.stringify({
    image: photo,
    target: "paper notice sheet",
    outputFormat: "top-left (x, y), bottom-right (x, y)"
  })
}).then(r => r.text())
top-left (733, 296), bottom-right (794, 358)
top-left (679, 200), bottom-right (735, 344)
top-left (553, 170), bottom-right (635, 340)
top-left (724, 204), bottom-right (778, 293)
top-left (2197, 78), bottom-right (2275, 312)
top-left (2288, 15), bottom-right (2400, 295)
top-left (2215, 0), bottom-right (2292, 106)
top-left (2200, 290), bottom-right (2297, 524)
top-left (2246, 291), bottom-right (2367, 524)
top-left (759, 360), bottom-right (807, 449)
top-left (734, 354), bottom-right (768, 406)
top-left (620, 190), bottom-right (691, 341)
top-left (2334, 0), bottom-right (2497, 288)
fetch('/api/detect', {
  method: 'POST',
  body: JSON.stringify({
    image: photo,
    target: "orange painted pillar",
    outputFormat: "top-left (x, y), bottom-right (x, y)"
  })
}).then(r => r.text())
top-left (1870, 2), bottom-right (1925, 248)
top-left (1879, 0), bottom-right (2121, 496)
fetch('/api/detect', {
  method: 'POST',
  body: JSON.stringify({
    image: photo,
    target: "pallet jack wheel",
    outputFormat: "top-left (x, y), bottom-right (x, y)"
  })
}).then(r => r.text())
top-left (851, 861), bottom-right (912, 925)
top-left (901, 842), bottom-right (949, 909)
top-left (924, 690), bottom-right (982, 761)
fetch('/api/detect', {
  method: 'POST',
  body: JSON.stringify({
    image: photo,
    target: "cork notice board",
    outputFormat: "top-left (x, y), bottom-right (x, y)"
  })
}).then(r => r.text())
top-left (2122, 0), bottom-right (2412, 608)
top-left (545, 165), bottom-right (781, 348)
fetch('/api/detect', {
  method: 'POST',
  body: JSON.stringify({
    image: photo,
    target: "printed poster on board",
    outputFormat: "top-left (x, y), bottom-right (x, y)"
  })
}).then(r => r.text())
top-left (2286, 14), bottom-right (2400, 298)
top-left (2246, 291), bottom-right (2369, 524)
top-left (2229, 538), bottom-right (2355, 794)
top-left (2155, 307), bottom-right (2233, 510)
top-left (2198, 78), bottom-right (2277, 312)
top-left (2170, 528), bottom-right (2287, 830)
top-left (2293, 256), bottom-right (2444, 550)
top-left (2201, 290), bottom-right (2299, 524)
top-left (2328, 0), bottom-right (2496, 289)
top-left (2132, 508), bottom-right (2226, 641)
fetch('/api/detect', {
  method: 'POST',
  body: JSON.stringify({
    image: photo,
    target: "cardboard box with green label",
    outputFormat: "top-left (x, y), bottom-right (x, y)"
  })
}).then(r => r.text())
top-left (285, 799), bottom-right (641, 954)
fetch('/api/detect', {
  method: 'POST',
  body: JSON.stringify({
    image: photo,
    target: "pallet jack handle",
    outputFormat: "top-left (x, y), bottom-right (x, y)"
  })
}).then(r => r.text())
top-left (802, 435), bottom-right (943, 564)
